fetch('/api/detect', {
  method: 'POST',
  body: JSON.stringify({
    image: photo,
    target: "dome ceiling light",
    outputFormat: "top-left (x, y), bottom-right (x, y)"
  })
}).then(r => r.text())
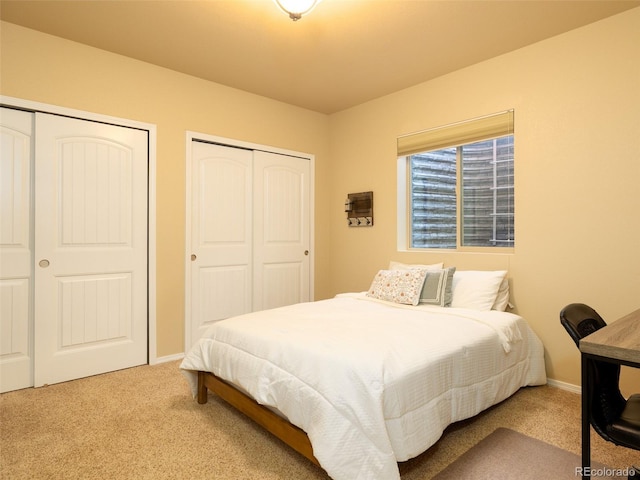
top-left (274, 0), bottom-right (322, 21)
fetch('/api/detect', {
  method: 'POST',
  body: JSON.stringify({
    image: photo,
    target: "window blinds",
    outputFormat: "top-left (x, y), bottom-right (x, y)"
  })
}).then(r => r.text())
top-left (397, 110), bottom-right (514, 157)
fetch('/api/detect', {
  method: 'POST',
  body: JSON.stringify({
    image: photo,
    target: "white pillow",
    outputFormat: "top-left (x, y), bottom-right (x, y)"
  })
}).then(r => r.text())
top-left (389, 261), bottom-right (444, 271)
top-left (450, 270), bottom-right (507, 311)
top-left (366, 269), bottom-right (428, 306)
top-left (492, 277), bottom-right (510, 311)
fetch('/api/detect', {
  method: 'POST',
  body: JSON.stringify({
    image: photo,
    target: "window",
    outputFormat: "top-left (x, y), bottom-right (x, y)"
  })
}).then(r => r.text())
top-left (397, 110), bottom-right (514, 250)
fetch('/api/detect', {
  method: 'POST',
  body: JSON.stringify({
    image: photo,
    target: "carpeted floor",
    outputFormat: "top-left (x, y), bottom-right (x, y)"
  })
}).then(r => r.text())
top-left (1, 361), bottom-right (638, 480)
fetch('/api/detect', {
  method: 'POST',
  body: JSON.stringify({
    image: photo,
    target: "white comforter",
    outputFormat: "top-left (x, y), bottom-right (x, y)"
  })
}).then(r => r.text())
top-left (180, 293), bottom-right (546, 480)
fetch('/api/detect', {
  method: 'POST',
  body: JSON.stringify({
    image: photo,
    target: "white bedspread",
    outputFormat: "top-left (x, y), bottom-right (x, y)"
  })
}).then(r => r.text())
top-left (180, 293), bottom-right (546, 480)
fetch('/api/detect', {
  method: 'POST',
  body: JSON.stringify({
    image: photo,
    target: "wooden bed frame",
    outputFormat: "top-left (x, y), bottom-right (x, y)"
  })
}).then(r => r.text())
top-left (197, 370), bottom-right (320, 467)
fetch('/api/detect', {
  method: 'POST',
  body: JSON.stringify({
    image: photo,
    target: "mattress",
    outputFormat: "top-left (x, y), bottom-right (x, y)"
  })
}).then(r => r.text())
top-left (181, 292), bottom-right (546, 480)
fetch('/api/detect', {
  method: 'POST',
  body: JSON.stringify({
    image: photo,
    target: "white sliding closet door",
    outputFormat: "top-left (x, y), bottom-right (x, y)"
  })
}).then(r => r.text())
top-left (253, 151), bottom-right (310, 311)
top-left (1, 109), bottom-right (149, 392)
top-left (33, 113), bottom-right (148, 387)
top-left (187, 141), bottom-right (311, 349)
top-left (0, 108), bottom-right (34, 393)
top-left (189, 142), bottom-right (253, 345)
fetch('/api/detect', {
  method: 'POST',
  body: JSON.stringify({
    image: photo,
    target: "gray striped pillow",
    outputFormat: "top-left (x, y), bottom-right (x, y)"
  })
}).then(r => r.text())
top-left (419, 267), bottom-right (456, 307)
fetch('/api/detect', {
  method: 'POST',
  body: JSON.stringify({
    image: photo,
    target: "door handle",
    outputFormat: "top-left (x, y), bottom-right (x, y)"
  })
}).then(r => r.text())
top-left (39, 259), bottom-right (50, 268)
top-left (191, 254), bottom-right (197, 261)
top-left (304, 250), bottom-right (309, 256)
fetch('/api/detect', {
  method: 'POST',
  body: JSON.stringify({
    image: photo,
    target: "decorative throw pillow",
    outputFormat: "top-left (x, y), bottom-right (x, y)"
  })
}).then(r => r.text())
top-left (419, 267), bottom-right (456, 306)
top-left (366, 269), bottom-right (428, 306)
top-left (451, 270), bottom-right (508, 311)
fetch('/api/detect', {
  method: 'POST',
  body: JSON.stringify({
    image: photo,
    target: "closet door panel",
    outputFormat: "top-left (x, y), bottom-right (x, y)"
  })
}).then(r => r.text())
top-left (253, 151), bottom-right (310, 311)
top-left (34, 113), bottom-right (148, 387)
top-left (0, 107), bottom-right (34, 393)
top-left (189, 142), bottom-right (252, 347)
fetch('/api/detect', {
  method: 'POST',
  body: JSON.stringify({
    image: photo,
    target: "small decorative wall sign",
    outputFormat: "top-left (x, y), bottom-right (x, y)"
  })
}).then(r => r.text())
top-left (344, 191), bottom-right (373, 227)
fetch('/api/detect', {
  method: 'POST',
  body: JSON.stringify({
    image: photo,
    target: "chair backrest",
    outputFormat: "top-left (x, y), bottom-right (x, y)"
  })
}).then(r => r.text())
top-left (560, 302), bottom-right (606, 347)
top-left (560, 303), bottom-right (627, 442)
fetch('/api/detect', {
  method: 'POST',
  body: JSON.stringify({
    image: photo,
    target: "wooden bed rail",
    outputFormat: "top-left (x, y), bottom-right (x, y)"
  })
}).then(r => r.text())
top-left (197, 371), bottom-right (321, 467)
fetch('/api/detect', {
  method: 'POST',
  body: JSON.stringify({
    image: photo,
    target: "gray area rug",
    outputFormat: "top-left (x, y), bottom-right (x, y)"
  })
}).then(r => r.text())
top-left (433, 428), bottom-right (629, 480)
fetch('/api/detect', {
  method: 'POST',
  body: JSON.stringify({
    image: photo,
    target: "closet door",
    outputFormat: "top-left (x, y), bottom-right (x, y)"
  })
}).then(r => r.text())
top-left (187, 141), bottom-right (311, 349)
top-left (0, 108), bottom-right (34, 393)
top-left (189, 142), bottom-right (252, 347)
top-left (253, 151), bottom-right (310, 311)
top-left (34, 113), bottom-right (148, 387)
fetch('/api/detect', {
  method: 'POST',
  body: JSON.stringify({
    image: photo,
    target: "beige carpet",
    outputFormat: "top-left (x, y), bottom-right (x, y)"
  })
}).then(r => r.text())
top-left (432, 427), bottom-right (624, 480)
top-left (1, 361), bottom-right (638, 480)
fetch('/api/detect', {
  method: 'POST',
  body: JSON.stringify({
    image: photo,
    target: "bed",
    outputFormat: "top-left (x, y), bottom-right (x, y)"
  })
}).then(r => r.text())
top-left (180, 268), bottom-right (546, 480)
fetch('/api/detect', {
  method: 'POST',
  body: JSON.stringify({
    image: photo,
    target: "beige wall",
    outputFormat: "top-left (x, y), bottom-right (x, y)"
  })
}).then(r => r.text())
top-left (2, 8), bottom-right (639, 393)
top-left (327, 7), bottom-right (640, 394)
top-left (0, 21), bottom-right (332, 359)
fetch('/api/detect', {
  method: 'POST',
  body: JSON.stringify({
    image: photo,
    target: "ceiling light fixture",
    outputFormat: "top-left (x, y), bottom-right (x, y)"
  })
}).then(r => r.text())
top-left (274, 0), bottom-right (321, 21)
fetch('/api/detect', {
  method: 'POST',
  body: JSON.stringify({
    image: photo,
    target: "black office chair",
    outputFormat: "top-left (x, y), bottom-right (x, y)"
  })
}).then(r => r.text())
top-left (560, 303), bottom-right (640, 454)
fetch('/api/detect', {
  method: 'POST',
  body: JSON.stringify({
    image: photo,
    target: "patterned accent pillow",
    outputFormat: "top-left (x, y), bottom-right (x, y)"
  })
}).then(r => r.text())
top-left (366, 269), bottom-right (427, 306)
top-left (419, 267), bottom-right (456, 306)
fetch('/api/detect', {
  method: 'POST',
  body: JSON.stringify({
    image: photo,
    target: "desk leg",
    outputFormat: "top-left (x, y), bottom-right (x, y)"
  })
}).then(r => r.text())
top-left (581, 354), bottom-right (591, 479)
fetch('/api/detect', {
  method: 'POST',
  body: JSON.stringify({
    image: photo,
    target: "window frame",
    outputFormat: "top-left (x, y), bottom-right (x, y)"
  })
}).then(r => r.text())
top-left (397, 111), bottom-right (515, 253)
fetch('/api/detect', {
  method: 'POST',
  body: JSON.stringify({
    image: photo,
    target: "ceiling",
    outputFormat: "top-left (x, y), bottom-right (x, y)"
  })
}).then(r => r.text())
top-left (2, 0), bottom-right (639, 114)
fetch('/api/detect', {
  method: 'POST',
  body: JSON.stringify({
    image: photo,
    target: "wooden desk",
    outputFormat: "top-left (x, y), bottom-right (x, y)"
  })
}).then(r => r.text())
top-left (579, 308), bottom-right (640, 479)
top-left (581, 309), bottom-right (640, 365)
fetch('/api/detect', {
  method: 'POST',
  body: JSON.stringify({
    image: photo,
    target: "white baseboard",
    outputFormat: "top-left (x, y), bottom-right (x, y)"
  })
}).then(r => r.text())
top-left (151, 353), bottom-right (185, 365)
top-left (546, 377), bottom-right (581, 394)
